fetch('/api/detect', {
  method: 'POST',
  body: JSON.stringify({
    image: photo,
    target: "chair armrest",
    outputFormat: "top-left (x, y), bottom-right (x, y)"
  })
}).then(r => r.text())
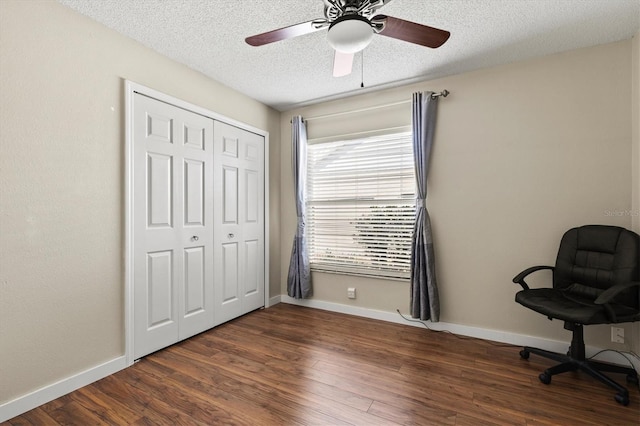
top-left (512, 265), bottom-right (554, 290)
top-left (594, 281), bottom-right (640, 305)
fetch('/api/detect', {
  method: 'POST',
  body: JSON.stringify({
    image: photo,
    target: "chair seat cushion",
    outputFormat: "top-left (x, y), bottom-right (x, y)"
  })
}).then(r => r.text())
top-left (515, 288), bottom-right (634, 324)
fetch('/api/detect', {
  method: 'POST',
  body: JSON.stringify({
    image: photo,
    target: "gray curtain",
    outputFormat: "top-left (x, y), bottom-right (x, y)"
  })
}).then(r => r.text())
top-left (410, 92), bottom-right (440, 321)
top-left (287, 116), bottom-right (312, 298)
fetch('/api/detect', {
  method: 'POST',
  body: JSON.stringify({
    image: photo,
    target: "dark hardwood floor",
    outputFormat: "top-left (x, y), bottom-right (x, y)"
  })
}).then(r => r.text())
top-left (6, 303), bottom-right (640, 425)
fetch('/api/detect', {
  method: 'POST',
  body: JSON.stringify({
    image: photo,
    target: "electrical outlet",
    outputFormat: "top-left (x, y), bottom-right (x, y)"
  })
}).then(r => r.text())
top-left (347, 287), bottom-right (356, 299)
top-left (611, 326), bottom-right (624, 344)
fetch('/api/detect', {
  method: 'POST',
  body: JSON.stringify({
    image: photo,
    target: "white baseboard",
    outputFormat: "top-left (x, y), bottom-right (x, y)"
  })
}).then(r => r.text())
top-left (279, 296), bottom-right (640, 371)
top-left (0, 355), bottom-right (128, 423)
top-left (268, 294), bottom-right (282, 307)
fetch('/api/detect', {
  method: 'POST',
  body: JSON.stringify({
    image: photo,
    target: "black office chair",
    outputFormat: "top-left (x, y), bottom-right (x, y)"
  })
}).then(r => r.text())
top-left (513, 225), bottom-right (640, 405)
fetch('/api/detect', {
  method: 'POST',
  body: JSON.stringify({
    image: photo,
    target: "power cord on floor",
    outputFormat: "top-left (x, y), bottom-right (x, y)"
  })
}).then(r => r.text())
top-left (396, 309), bottom-right (640, 392)
top-left (395, 309), bottom-right (514, 348)
top-left (587, 349), bottom-right (640, 392)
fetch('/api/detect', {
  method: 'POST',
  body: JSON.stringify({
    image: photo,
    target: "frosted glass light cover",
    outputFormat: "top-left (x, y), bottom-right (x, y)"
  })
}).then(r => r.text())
top-left (327, 16), bottom-right (373, 54)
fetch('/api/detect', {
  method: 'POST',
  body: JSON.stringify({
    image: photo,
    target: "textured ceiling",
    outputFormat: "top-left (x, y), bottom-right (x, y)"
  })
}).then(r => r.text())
top-left (57, 0), bottom-right (640, 111)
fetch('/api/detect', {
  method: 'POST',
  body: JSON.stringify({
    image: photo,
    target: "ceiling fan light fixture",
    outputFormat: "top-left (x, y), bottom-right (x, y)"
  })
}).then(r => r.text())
top-left (327, 15), bottom-right (373, 54)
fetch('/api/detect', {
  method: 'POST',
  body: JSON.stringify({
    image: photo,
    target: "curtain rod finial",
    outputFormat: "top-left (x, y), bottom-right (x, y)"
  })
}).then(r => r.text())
top-left (430, 89), bottom-right (450, 99)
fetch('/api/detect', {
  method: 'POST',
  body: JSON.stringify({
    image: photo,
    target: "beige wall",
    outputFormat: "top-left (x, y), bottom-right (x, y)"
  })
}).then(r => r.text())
top-left (0, 0), bottom-right (280, 404)
top-left (281, 40), bottom-right (635, 351)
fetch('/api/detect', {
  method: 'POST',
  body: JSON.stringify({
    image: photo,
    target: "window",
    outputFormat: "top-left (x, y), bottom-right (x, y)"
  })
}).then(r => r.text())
top-left (306, 131), bottom-right (415, 279)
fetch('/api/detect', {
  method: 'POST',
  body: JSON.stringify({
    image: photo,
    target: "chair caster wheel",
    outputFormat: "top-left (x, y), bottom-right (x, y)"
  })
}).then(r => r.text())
top-left (539, 372), bottom-right (551, 384)
top-left (519, 350), bottom-right (529, 359)
top-left (626, 373), bottom-right (639, 385)
top-left (614, 393), bottom-right (629, 406)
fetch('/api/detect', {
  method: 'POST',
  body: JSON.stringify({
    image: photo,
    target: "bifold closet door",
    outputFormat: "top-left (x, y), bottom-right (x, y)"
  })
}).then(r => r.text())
top-left (132, 93), bottom-right (214, 359)
top-left (213, 120), bottom-right (265, 325)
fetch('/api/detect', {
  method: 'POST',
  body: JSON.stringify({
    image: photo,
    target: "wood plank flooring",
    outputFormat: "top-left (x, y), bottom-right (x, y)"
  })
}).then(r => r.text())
top-left (6, 303), bottom-right (640, 425)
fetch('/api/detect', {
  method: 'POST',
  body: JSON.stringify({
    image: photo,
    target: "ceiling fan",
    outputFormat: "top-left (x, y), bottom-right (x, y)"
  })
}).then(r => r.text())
top-left (245, 0), bottom-right (450, 77)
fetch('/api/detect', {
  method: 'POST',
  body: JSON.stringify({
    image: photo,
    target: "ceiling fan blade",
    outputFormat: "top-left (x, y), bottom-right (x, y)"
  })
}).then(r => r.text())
top-left (333, 50), bottom-right (354, 77)
top-left (246, 20), bottom-right (327, 46)
top-left (373, 15), bottom-right (450, 48)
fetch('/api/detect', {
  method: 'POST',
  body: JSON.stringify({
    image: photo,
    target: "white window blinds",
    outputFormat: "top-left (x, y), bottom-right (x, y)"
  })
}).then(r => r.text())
top-left (306, 131), bottom-right (415, 279)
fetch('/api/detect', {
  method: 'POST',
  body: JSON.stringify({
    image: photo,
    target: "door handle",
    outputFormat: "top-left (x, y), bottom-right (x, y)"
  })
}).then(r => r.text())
top-left (228, 233), bottom-right (235, 239)
top-left (191, 236), bottom-right (199, 242)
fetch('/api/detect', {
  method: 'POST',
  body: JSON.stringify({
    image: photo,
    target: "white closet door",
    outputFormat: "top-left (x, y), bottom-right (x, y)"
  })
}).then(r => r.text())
top-left (213, 120), bottom-right (265, 325)
top-left (133, 93), bottom-right (214, 359)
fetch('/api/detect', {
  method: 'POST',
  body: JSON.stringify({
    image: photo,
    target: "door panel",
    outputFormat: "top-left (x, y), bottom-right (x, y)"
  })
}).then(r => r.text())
top-left (146, 112), bottom-right (173, 143)
top-left (245, 143), bottom-right (259, 161)
top-left (184, 246), bottom-right (205, 316)
top-left (176, 108), bottom-right (214, 341)
top-left (240, 134), bottom-right (265, 313)
top-left (183, 122), bottom-right (205, 150)
top-left (133, 93), bottom-right (214, 358)
top-left (244, 240), bottom-right (259, 295)
top-left (245, 169), bottom-right (258, 223)
top-left (222, 242), bottom-right (239, 303)
top-left (147, 153), bottom-right (173, 227)
top-left (214, 121), bottom-right (265, 325)
top-left (222, 135), bottom-right (238, 157)
top-left (147, 250), bottom-right (174, 328)
top-left (184, 159), bottom-right (204, 226)
top-left (222, 166), bottom-right (238, 224)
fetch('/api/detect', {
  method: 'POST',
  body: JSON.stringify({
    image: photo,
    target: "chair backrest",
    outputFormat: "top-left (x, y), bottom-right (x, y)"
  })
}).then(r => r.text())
top-left (554, 225), bottom-right (640, 310)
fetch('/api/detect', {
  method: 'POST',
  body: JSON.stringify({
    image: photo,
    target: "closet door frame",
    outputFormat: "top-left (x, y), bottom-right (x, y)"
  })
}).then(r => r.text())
top-left (124, 80), bottom-right (270, 366)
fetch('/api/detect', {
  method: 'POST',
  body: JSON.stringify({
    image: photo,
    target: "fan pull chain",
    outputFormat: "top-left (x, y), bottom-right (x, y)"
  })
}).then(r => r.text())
top-left (361, 50), bottom-right (365, 88)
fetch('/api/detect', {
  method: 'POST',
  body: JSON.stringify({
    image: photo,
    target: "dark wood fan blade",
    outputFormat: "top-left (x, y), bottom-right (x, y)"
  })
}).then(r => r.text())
top-left (374, 15), bottom-right (450, 48)
top-left (246, 21), bottom-right (326, 46)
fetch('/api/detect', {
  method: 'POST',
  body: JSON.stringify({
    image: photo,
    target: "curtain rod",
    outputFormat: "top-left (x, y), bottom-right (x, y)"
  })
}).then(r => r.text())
top-left (296, 90), bottom-right (450, 123)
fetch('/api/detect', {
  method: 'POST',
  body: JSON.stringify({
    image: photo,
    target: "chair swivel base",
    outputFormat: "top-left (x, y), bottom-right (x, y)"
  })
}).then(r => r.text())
top-left (519, 346), bottom-right (638, 406)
